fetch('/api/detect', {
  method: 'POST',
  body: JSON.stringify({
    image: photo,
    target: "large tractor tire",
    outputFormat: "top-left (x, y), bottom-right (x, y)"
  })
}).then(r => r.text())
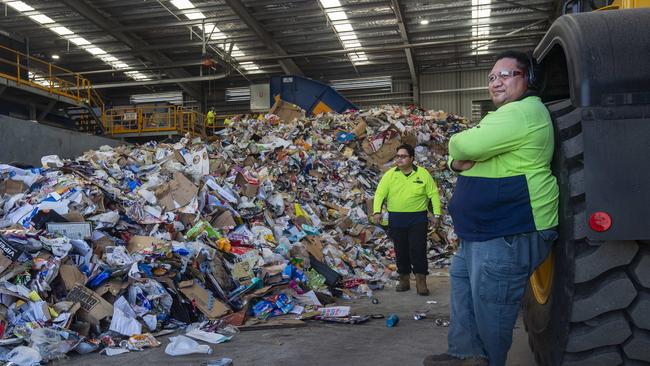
top-left (522, 99), bottom-right (650, 365)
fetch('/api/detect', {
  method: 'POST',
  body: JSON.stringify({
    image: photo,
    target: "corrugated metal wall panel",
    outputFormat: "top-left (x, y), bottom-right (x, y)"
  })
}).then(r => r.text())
top-left (347, 79), bottom-right (413, 109)
top-left (419, 69), bottom-right (491, 120)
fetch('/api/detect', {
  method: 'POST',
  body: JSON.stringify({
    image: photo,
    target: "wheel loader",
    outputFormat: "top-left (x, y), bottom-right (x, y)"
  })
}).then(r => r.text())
top-left (522, 1), bottom-right (650, 365)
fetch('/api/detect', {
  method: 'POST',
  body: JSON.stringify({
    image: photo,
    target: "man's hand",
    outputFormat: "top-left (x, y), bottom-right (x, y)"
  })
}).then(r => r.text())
top-left (372, 213), bottom-right (382, 225)
top-left (429, 215), bottom-right (440, 228)
top-left (451, 160), bottom-right (476, 172)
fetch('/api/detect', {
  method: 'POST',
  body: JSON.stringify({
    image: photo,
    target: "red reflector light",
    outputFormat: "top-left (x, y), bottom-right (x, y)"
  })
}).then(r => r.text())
top-left (589, 211), bottom-right (612, 232)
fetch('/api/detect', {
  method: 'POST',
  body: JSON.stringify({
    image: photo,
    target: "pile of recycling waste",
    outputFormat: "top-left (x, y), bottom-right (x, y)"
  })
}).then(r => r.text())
top-left (0, 104), bottom-right (469, 363)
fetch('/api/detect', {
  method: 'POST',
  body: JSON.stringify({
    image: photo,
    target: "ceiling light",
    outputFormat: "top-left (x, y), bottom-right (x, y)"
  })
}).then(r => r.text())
top-left (69, 37), bottom-right (90, 46)
top-left (100, 55), bottom-right (118, 62)
top-left (6, 1), bottom-right (34, 12)
top-left (49, 26), bottom-right (73, 35)
top-left (334, 23), bottom-right (353, 32)
top-left (51, 54), bottom-right (59, 60)
top-left (170, 0), bottom-right (194, 10)
top-left (184, 10), bottom-right (205, 20)
top-left (420, 19), bottom-right (429, 25)
top-left (29, 14), bottom-right (54, 24)
top-left (339, 33), bottom-right (357, 41)
top-left (319, 0), bottom-right (341, 9)
top-left (343, 41), bottom-right (361, 48)
top-left (327, 11), bottom-right (347, 21)
top-left (112, 62), bottom-right (129, 69)
top-left (86, 47), bottom-right (107, 55)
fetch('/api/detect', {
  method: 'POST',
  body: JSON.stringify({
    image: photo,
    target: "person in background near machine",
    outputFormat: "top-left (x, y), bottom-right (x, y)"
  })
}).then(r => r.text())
top-left (206, 106), bottom-right (215, 128)
top-left (373, 143), bottom-right (442, 296)
top-left (423, 51), bottom-right (559, 366)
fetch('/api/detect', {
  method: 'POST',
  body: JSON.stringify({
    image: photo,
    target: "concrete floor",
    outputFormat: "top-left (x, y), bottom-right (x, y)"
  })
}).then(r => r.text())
top-left (56, 271), bottom-right (536, 366)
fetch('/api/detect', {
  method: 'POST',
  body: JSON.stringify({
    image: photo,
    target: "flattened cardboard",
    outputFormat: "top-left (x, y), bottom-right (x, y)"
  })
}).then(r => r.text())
top-left (303, 236), bottom-right (324, 262)
top-left (335, 216), bottom-right (353, 231)
top-left (67, 284), bottom-right (113, 325)
top-left (0, 237), bottom-right (22, 261)
top-left (232, 261), bottom-right (254, 285)
top-left (179, 283), bottom-right (229, 319)
top-left (92, 236), bottom-right (115, 257)
top-left (234, 173), bottom-right (258, 198)
top-left (211, 211), bottom-right (236, 229)
top-left (367, 136), bottom-right (401, 166)
top-left (351, 118), bottom-right (368, 138)
top-left (58, 264), bottom-right (88, 291)
top-left (269, 99), bottom-right (305, 123)
top-left (127, 235), bottom-right (167, 254)
top-left (155, 172), bottom-right (198, 211)
top-left (0, 180), bottom-right (27, 195)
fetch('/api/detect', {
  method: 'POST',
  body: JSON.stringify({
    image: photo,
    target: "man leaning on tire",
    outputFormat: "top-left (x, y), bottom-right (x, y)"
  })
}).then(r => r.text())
top-left (423, 50), bottom-right (560, 366)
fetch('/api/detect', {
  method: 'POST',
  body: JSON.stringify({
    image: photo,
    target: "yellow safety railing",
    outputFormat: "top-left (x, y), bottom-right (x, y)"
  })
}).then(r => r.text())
top-left (103, 104), bottom-right (202, 137)
top-left (0, 44), bottom-right (104, 115)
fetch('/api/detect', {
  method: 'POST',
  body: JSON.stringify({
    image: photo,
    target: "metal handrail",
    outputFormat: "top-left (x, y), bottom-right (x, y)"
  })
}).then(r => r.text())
top-left (103, 104), bottom-right (202, 137)
top-left (0, 44), bottom-right (104, 117)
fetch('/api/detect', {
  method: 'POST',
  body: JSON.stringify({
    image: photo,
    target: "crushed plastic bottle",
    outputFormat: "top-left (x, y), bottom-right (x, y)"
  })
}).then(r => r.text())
top-left (386, 313), bottom-right (399, 327)
top-left (203, 358), bottom-right (234, 366)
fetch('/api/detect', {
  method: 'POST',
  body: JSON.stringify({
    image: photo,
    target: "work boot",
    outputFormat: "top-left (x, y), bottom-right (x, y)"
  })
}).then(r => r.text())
top-left (395, 274), bottom-right (410, 292)
top-left (423, 353), bottom-right (488, 366)
top-left (415, 274), bottom-right (429, 296)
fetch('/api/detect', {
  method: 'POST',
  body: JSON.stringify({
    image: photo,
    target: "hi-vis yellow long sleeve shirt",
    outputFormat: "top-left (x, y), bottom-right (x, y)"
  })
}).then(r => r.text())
top-left (373, 165), bottom-right (441, 227)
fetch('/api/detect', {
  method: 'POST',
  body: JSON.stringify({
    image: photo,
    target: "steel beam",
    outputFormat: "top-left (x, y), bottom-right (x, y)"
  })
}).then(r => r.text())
top-left (390, 0), bottom-right (418, 105)
top-left (37, 100), bottom-right (57, 122)
top-left (89, 73), bottom-right (228, 89)
top-left (222, 0), bottom-right (302, 75)
top-left (233, 32), bottom-right (546, 62)
top-left (60, 0), bottom-right (202, 100)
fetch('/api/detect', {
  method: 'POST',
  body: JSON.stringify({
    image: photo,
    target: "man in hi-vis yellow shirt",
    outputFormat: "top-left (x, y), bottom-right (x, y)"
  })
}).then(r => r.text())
top-left (373, 143), bottom-right (441, 295)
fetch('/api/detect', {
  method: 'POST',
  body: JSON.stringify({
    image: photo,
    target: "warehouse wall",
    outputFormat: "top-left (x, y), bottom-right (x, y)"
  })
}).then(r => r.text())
top-left (0, 115), bottom-right (123, 166)
top-left (419, 69), bottom-right (491, 121)
top-left (344, 78), bottom-right (414, 109)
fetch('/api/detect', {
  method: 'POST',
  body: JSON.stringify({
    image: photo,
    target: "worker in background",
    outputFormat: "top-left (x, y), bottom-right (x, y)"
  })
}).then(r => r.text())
top-left (373, 143), bottom-right (441, 296)
top-left (423, 51), bottom-right (559, 366)
top-left (206, 106), bottom-right (215, 128)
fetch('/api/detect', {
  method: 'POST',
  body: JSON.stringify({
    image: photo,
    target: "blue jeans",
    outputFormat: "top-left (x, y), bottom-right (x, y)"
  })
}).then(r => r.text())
top-left (447, 230), bottom-right (557, 366)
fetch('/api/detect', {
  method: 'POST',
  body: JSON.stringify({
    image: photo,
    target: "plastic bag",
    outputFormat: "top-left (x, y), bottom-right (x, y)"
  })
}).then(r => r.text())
top-left (30, 328), bottom-right (80, 361)
top-left (165, 335), bottom-right (212, 356)
top-left (5, 346), bottom-right (42, 366)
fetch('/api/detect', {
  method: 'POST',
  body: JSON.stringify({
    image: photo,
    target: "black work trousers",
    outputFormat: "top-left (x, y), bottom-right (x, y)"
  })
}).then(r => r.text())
top-left (389, 222), bottom-right (428, 275)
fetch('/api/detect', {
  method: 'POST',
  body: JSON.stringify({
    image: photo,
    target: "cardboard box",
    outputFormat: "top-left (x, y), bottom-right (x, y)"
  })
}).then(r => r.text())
top-left (155, 172), bottom-right (198, 211)
top-left (58, 264), bottom-right (88, 291)
top-left (269, 99), bottom-right (305, 123)
top-left (179, 282), bottom-right (229, 319)
top-left (67, 284), bottom-right (113, 325)
top-left (364, 136), bottom-right (401, 167)
top-left (0, 179), bottom-right (27, 195)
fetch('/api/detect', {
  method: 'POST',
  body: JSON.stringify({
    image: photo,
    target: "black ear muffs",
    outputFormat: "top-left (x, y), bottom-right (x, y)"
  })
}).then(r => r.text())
top-left (526, 51), bottom-right (538, 89)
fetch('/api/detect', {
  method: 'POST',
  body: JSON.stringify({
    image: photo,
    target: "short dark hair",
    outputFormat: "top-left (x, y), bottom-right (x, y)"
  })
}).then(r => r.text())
top-left (396, 143), bottom-right (415, 157)
top-left (495, 50), bottom-right (530, 74)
